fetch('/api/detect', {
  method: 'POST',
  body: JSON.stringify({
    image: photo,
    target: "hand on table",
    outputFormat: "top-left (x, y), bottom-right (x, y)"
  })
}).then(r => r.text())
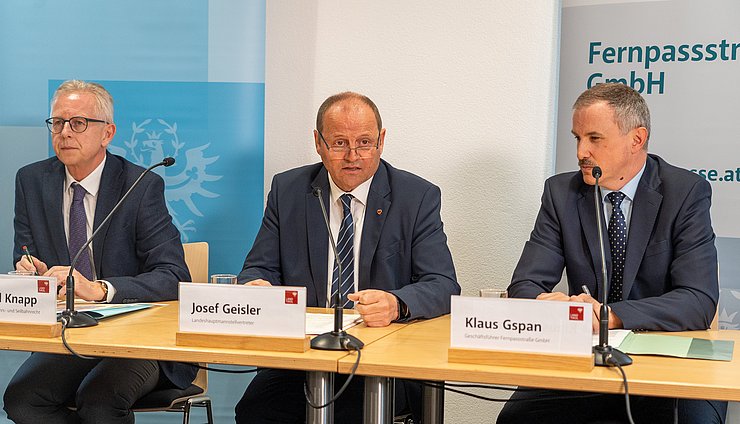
top-left (244, 279), bottom-right (272, 286)
top-left (348, 289), bottom-right (399, 327)
top-left (47, 266), bottom-right (106, 301)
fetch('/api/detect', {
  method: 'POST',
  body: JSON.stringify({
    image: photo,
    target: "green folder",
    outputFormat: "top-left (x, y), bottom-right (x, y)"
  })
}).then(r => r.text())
top-left (618, 333), bottom-right (734, 361)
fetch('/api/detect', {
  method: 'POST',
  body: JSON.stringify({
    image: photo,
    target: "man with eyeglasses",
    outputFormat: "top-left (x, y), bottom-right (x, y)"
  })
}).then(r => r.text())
top-left (235, 91), bottom-right (459, 423)
top-left (4, 80), bottom-right (195, 423)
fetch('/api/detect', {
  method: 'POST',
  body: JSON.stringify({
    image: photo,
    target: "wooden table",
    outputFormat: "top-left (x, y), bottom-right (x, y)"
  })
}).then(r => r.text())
top-left (0, 302), bottom-right (406, 424)
top-left (338, 314), bottom-right (740, 423)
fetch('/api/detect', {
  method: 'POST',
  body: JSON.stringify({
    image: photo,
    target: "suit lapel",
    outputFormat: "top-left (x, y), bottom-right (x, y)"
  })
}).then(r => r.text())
top-left (622, 158), bottom-right (662, 299)
top-left (308, 170), bottom-right (330, 307)
top-left (578, 182), bottom-right (611, 300)
top-left (92, 154), bottom-right (124, 278)
top-left (359, 162), bottom-right (390, 291)
top-left (44, 160), bottom-right (69, 264)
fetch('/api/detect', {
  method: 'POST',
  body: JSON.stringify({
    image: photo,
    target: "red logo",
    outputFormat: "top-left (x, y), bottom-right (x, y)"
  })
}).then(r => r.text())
top-left (569, 306), bottom-right (584, 321)
top-left (37, 280), bottom-right (50, 294)
top-left (285, 290), bottom-right (298, 304)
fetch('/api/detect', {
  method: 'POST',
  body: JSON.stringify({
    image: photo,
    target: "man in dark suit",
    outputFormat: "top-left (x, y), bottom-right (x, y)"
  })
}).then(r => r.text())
top-left (4, 80), bottom-right (196, 424)
top-left (498, 83), bottom-right (725, 423)
top-left (235, 91), bottom-right (459, 422)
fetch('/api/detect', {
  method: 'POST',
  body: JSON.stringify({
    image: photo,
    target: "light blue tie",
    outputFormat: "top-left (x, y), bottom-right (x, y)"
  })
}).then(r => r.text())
top-left (607, 191), bottom-right (627, 303)
top-left (331, 194), bottom-right (355, 308)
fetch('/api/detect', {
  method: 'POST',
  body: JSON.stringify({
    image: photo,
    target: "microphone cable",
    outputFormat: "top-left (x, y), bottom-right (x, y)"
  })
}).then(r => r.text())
top-left (304, 339), bottom-right (362, 409)
top-left (188, 363), bottom-right (259, 374)
top-left (59, 316), bottom-right (96, 360)
top-left (417, 380), bottom-right (603, 403)
top-left (607, 354), bottom-right (636, 424)
top-left (673, 398), bottom-right (679, 424)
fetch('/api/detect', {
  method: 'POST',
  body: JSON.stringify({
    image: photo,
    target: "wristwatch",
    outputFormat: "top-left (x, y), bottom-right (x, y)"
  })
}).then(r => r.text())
top-left (96, 281), bottom-right (109, 302)
top-left (396, 296), bottom-right (410, 321)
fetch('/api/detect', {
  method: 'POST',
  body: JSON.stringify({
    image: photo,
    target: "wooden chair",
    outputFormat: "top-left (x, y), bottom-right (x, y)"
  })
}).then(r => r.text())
top-left (68, 242), bottom-right (213, 423)
top-left (183, 241), bottom-right (209, 283)
top-left (131, 241), bottom-right (213, 423)
top-left (131, 367), bottom-right (213, 424)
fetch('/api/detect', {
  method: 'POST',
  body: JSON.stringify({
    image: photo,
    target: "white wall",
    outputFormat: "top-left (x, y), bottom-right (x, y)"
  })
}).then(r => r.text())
top-left (265, 1), bottom-right (561, 422)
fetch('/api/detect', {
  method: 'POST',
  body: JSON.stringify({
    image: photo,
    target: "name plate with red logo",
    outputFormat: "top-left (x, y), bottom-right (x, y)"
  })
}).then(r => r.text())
top-left (178, 282), bottom-right (306, 338)
top-left (450, 296), bottom-right (592, 356)
top-left (0, 275), bottom-right (57, 324)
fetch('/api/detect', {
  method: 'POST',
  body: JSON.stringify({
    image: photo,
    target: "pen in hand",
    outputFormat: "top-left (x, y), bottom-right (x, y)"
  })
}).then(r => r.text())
top-left (21, 245), bottom-right (37, 276)
top-left (581, 285), bottom-right (592, 297)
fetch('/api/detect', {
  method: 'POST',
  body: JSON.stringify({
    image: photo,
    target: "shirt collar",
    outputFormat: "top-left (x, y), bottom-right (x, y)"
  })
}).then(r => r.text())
top-left (328, 174), bottom-right (374, 207)
top-left (65, 155), bottom-right (106, 197)
top-left (601, 161), bottom-right (646, 203)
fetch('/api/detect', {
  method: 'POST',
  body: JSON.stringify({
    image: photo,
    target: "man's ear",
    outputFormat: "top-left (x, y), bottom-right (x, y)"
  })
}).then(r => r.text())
top-left (631, 126), bottom-right (648, 152)
top-left (101, 123), bottom-right (116, 148)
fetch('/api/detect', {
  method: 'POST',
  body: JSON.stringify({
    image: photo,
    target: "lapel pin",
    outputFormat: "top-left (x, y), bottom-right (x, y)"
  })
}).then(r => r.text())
top-left (376, 209), bottom-right (383, 215)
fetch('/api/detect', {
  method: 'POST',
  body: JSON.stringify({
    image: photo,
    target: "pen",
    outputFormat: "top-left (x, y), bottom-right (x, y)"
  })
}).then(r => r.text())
top-left (21, 245), bottom-right (37, 276)
top-left (581, 285), bottom-right (592, 296)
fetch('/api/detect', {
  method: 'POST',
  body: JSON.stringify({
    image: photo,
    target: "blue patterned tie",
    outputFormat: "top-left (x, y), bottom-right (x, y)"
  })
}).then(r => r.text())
top-left (331, 194), bottom-right (355, 308)
top-left (607, 191), bottom-right (627, 304)
top-left (69, 183), bottom-right (93, 280)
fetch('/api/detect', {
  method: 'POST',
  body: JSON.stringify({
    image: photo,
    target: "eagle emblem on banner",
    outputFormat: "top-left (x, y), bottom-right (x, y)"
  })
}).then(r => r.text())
top-left (109, 118), bottom-right (222, 241)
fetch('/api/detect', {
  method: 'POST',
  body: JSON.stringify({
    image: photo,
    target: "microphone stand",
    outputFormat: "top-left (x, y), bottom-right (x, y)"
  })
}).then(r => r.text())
top-left (59, 157), bottom-right (176, 328)
top-left (310, 187), bottom-right (364, 351)
top-left (591, 166), bottom-right (632, 367)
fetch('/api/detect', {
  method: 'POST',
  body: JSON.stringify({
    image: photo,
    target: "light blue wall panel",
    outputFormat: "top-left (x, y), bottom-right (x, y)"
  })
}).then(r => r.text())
top-left (0, 0), bottom-right (266, 420)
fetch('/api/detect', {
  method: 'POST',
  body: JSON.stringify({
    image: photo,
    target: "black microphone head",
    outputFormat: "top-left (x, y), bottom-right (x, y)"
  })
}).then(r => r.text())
top-left (592, 166), bottom-right (602, 179)
top-left (162, 157), bottom-right (176, 167)
top-left (312, 187), bottom-right (322, 198)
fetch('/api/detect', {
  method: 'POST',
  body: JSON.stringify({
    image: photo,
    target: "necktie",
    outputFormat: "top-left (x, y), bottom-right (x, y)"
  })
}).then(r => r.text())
top-left (69, 183), bottom-right (93, 280)
top-left (331, 194), bottom-right (355, 308)
top-left (607, 191), bottom-right (627, 304)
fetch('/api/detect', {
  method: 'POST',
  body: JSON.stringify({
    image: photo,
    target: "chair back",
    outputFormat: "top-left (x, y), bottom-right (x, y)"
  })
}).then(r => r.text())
top-left (192, 367), bottom-right (208, 394)
top-left (182, 243), bottom-right (210, 395)
top-left (183, 242), bottom-right (209, 283)
top-left (711, 262), bottom-right (720, 330)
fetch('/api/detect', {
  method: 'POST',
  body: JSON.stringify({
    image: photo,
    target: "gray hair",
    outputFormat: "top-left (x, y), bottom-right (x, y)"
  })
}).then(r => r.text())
top-left (573, 83), bottom-right (650, 146)
top-left (316, 91), bottom-right (382, 133)
top-left (51, 80), bottom-right (114, 123)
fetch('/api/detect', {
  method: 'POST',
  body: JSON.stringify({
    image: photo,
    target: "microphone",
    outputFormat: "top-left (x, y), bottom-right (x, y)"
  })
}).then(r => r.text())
top-left (60, 157), bottom-right (176, 328)
top-left (591, 166), bottom-right (632, 367)
top-left (309, 186), bottom-right (364, 351)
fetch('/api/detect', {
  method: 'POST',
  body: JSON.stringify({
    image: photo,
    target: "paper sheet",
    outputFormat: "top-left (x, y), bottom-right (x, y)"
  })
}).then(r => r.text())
top-left (306, 313), bottom-right (363, 335)
top-left (592, 329), bottom-right (632, 348)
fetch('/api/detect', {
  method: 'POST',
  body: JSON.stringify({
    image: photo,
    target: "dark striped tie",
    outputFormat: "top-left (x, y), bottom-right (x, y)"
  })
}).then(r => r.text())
top-left (331, 193), bottom-right (355, 308)
top-left (607, 191), bottom-right (627, 304)
top-left (69, 183), bottom-right (93, 280)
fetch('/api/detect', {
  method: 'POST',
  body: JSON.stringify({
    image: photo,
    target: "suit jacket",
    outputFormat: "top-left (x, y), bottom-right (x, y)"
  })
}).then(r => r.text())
top-left (509, 154), bottom-right (718, 331)
top-left (13, 152), bottom-right (196, 388)
top-left (238, 159), bottom-right (460, 319)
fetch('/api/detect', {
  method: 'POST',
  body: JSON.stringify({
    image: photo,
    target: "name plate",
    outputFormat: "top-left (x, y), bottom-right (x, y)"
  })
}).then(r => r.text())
top-left (178, 282), bottom-right (306, 338)
top-left (0, 275), bottom-right (57, 324)
top-left (450, 296), bottom-right (592, 356)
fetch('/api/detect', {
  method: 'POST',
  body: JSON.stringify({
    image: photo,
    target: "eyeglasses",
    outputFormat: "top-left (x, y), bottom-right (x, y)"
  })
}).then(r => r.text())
top-left (317, 129), bottom-right (380, 157)
top-left (45, 116), bottom-right (109, 134)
